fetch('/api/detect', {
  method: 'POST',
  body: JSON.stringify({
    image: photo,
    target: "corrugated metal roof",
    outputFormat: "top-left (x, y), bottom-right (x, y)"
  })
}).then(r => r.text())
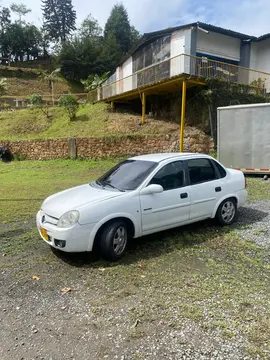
top-left (144, 22), bottom-right (255, 40)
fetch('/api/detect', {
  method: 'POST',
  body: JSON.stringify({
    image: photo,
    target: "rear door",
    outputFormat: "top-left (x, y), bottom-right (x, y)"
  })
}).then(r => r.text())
top-left (186, 158), bottom-right (225, 220)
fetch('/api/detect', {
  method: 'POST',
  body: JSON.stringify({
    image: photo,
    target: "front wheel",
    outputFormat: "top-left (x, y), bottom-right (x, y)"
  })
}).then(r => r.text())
top-left (215, 198), bottom-right (237, 225)
top-left (99, 221), bottom-right (128, 261)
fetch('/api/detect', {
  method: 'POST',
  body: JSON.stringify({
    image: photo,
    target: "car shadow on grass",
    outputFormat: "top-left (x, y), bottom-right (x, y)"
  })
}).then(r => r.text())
top-left (50, 205), bottom-right (268, 268)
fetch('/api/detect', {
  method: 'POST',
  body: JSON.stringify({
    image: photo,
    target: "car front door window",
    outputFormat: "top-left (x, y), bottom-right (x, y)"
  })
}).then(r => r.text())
top-left (149, 161), bottom-right (185, 190)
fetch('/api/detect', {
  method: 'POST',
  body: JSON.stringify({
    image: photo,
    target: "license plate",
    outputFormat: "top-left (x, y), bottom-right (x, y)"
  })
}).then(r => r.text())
top-left (40, 227), bottom-right (49, 241)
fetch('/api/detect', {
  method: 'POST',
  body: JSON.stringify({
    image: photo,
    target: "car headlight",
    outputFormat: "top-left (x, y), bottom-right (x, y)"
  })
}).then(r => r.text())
top-left (57, 210), bottom-right (80, 228)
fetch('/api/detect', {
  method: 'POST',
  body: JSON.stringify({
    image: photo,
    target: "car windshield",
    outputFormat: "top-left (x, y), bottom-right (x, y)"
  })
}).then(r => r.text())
top-left (95, 160), bottom-right (158, 191)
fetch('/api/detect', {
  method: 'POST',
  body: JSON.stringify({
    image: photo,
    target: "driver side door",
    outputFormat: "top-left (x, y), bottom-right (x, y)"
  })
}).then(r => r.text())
top-left (140, 160), bottom-right (191, 234)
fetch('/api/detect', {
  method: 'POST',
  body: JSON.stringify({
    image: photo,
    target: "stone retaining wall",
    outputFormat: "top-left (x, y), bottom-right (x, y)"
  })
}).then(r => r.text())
top-left (0, 130), bottom-right (214, 160)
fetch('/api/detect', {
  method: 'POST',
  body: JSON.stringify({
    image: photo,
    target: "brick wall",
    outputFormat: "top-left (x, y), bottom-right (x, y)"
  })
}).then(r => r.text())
top-left (0, 129), bottom-right (214, 160)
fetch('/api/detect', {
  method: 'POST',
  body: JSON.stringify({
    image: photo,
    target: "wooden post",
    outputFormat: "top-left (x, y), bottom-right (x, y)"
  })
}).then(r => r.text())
top-left (180, 80), bottom-right (187, 152)
top-left (110, 101), bottom-right (114, 110)
top-left (141, 92), bottom-right (146, 125)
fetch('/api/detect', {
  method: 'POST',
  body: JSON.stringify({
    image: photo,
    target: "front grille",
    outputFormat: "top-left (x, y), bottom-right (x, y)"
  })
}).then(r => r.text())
top-left (41, 211), bottom-right (59, 226)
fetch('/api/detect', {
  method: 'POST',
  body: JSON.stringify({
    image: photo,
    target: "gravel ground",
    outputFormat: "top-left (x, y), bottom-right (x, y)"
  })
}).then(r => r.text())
top-left (0, 200), bottom-right (270, 360)
top-left (237, 200), bottom-right (270, 248)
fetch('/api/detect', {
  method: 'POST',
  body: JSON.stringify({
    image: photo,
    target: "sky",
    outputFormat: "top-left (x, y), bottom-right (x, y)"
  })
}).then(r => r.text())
top-left (2, 0), bottom-right (270, 37)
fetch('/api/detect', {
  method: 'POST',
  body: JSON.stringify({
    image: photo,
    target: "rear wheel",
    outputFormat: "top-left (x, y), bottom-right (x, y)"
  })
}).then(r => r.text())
top-left (99, 221), bottom-right (128, 261)
top-left (216, 198), bottom-right (237, 225)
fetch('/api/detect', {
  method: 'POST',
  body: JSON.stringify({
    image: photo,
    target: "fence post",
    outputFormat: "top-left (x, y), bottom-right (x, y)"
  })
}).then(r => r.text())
top-left (68, 138), bottom-right (77, 159)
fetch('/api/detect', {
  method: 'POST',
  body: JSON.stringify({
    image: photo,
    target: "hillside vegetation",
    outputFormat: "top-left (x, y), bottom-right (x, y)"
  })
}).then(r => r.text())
top-left (0, 66), bottom-right (83, 97)
top-left (0, 103), bottom-right (179, 140)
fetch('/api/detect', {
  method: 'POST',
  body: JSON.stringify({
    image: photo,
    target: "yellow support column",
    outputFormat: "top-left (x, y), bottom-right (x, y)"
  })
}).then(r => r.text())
top-left (141, 92), bottom-right (146, 125)
top-left (180, 80), bottom-right (187, 152)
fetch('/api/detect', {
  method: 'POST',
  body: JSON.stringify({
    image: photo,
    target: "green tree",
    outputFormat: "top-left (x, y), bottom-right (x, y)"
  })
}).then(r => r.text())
top-left (29, 93), bottom-right (51, 118)
top-left (130, 26), bottom-right (141, 48)
top-left (58, 94), bottom-right (79, 121)
top-left (23, 25), bottom-right (42, 60)
top-left (79, 14), bottom-right (102, 39)
top-left (5, 23), bottom-right (25, 60)
top-left (10, 3), bottom-right (31, 23)
top-left (100, 33), bottom-right (122, 72)
top-left (42, 0), bottom-right (76, 42)
top-left (40, 26), bottom-right (50, 58)
top-left (104, 4), bottom-right (132, 55)
top-left (0, 7), bottom-right (11, 32)
top-left (59, 36), bottom-right (105, 81)
top-left (0, 7), bottom-right (11, 63)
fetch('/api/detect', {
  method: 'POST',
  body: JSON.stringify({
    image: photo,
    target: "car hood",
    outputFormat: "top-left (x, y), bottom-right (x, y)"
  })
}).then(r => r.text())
top-left (41, 183), bottom-right (125, 219)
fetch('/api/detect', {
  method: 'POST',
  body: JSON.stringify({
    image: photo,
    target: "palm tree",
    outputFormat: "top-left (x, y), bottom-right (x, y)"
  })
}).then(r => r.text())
top-left (40, 68), bottom-right (64, 106)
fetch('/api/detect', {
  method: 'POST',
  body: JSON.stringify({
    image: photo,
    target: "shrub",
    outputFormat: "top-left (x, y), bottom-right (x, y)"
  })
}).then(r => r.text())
top-left (1, 102), bottom-right (11, 111)
top-left (0, 146), bottom-right (13, 162)
top-left (58, 94), bottom-right (79, 121)
top-left (29, 93), bottom-right (43, 106)
top-left (29, 93), bottom-right (51, 119)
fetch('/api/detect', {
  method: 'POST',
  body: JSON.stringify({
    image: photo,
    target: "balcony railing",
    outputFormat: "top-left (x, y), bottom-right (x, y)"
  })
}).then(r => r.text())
top-left (88, 54), bottom-right (270, 103)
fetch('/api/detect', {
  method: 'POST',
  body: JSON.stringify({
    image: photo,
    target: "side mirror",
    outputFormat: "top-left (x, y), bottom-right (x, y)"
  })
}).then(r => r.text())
top-left (140, 184), bottom-right (164, 195)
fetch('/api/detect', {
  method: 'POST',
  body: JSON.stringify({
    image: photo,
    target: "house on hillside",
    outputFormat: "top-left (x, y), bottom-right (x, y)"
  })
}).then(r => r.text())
top-left (92, 22), bottom-right (270, 103)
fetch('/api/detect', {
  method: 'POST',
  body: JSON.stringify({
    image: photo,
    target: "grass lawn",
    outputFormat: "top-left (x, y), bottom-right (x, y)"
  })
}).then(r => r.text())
top-left (0, 159), bottom-right (270, 358)
top-left (0, 158), bottom-right (119, 223)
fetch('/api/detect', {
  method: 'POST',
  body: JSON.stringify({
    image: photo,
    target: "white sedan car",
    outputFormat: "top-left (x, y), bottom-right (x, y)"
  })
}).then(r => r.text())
top-left (37, 153), bottom-right (247, 261)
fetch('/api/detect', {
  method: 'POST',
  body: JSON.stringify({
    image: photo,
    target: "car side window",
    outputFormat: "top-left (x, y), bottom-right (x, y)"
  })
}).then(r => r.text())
top-left (149, 161), bottom-right (184, 191)
top-left (188, 158), bottom-right (217, 185)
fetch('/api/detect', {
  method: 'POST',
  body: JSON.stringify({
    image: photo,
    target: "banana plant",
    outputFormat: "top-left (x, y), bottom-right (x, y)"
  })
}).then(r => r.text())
top-left (0, 78), bottom-right (8, 97)
top-left (81, 72), bottom-right (110, 92)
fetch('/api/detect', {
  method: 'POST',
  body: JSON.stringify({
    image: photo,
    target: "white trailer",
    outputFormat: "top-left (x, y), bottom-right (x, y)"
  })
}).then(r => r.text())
top-left (217, 103), bottom-right (270, 175)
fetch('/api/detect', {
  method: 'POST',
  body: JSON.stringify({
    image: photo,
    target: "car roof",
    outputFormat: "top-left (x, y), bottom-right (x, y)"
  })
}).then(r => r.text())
top-left (129, 153), bottom-right (211, 163)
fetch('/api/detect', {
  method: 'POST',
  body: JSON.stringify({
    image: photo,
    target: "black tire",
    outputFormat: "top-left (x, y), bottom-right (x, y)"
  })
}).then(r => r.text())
top-left (99, 220), bottom-right (128, 261)
top-left (215, 198), bottom-right (237, 226)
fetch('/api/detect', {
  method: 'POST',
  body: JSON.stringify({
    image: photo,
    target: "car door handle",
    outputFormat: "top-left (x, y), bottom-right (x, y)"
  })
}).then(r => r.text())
top-left (215, 187), bottom-right (222, 192)
top-left (180, 193), bottom-right (188, 199)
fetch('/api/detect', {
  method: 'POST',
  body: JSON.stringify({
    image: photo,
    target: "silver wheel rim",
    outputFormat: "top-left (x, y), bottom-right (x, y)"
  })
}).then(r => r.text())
top-left (221, 201), bottom-right (235, 223)
top-left (113, 226), bottom-right (127, 256)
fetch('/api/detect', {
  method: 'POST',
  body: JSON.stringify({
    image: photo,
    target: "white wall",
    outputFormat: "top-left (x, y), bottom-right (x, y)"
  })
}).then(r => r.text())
top-left (122, 57), bottom-right (133, 93)
top-left (249, 40), bottom-right (270, 92)
top-left (256, 39), bottom-right (270, 72)
top-left (170, 29), bottom-right (185, 76)
top-left (197, 31), bottom-right (241, 61)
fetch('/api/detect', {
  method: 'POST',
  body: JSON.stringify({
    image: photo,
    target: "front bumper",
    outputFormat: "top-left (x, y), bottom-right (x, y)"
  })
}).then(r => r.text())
top-left (36, 210), bottom-right (97, 252)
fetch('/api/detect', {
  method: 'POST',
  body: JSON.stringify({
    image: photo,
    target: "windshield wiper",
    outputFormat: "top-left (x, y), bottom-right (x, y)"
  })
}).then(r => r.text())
top-left (102, 181), bottom-right (125, 192)
top-left (95, 180), bottom-right (103, 187)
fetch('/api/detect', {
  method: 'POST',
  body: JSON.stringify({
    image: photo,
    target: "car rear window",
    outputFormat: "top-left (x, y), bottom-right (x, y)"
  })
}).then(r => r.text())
top-left (188, 158), bottom-right (217, 185)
